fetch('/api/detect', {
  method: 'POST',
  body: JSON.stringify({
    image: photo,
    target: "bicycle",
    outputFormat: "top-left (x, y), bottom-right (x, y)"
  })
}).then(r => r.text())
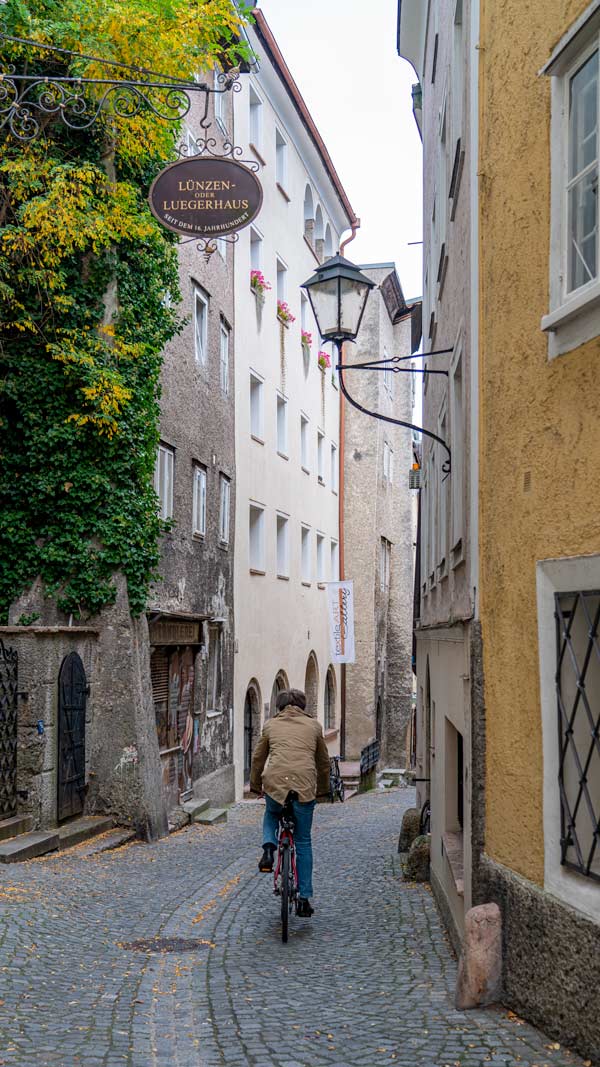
top-left (329, 755), bottom-right (345, 803)
top-left (420, 797), bottom-right (431, 835)
top-left (272, 791), bottom-right (299, 943)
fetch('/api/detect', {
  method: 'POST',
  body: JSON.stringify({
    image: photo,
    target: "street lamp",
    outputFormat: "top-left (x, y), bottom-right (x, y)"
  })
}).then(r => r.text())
top-left (301, 254), bottom-right (451, 474)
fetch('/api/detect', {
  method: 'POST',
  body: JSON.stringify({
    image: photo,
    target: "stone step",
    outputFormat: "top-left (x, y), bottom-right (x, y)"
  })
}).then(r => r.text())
top-left (0, 815), bottom-right (33, 842)
top-left (0, 831), bottom-right (59, 864)
top-left (194, 807), bottom-right (227, 825)
top-left (343, 789), bottom-right (359, 802)
top-left (58, 816), bottom-right (114, 851)
top-left (77, 828), bottom-right (136, 857)
top-left (182, 797), bottom-right (210, 818)
top-left (379, 779), bottom-right (395, 789)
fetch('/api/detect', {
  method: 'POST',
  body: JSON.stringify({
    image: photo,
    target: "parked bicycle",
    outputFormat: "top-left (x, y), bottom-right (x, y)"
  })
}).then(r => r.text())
top-left (272, 791), bottom-right (299, 942)
top-left (329, 755), bottom-right (345, 803)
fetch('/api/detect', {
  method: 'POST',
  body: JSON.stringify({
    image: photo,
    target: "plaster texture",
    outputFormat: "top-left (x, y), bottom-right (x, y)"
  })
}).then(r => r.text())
top-left (343, 265), bottom-right (415, 765)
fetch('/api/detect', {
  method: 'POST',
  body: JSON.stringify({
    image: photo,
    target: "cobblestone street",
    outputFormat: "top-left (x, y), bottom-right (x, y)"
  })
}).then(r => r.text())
top-left (0, 789), bottom-right (587, 1067)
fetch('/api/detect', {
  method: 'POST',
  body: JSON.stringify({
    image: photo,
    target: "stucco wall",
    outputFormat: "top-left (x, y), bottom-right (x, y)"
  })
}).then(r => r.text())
top-left (479, 0), bottom-right (600, 885)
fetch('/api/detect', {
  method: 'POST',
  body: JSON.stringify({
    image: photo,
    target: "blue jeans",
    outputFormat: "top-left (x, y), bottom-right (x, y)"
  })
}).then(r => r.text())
top-left (263, 794), bottom-right (316, 898)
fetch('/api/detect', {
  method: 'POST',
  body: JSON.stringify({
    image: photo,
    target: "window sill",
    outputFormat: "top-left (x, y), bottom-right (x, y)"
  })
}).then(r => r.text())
top-left (301, 465), bottom-right (310, 475)
top-left (192, 533), bottom-right (206, 542)
top-left (249, 142), bottom-right (266, 167)
top-left (277, 573), bottom-right (290, 581)
top-left (251, 434), bottom-right (265, 446)
top-left (541, 278), bottom-right (600, 357)
top-left (206, 708), bottom-right (224, 719)
top-left (276, 182), bottom-right (291, 203)
top-left (249, 568), bottom-right (266, 576)
top-left (159, 744), bottom-right (182, 757)
top-left (277, 316), bottom-right (291, 329)
top-left (301, 580), bottom-right (312, 587)
top-left (331, 488), bottom-right (338, 496)
top-left (317, 582), bottom-right (327, 590)
top-left (442, 830), bottom-right (464, 897)
top-left (218, 540), bottom-right (229, 551)
top-left (318, 477), bottom-right (325, 486)
top-left (277, 450), bottom-right (289, 461)
top-left (324, 728), bottom-right (339, 741)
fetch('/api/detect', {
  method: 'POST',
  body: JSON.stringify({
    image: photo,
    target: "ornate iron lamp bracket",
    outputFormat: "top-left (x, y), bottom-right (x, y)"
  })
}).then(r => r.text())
top-left (335, 342), bottom-right (453, 475)
top-left (0, 33), bottom-right (242, 143)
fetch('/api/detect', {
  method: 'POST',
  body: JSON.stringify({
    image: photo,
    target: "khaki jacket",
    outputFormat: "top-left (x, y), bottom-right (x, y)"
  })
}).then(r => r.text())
top-left (249, 705), bottom-right (331, 805)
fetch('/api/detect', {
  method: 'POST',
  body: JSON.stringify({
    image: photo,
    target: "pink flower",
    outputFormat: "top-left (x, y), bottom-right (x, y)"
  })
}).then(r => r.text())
top-left (250, 270), bottom-right (272, 295)
top-left (317, 350), bottom-right (331, 370)
top-left (277, 300), bottom-right (296, 324)
top-left (301, 329), bottom-right (312, 347)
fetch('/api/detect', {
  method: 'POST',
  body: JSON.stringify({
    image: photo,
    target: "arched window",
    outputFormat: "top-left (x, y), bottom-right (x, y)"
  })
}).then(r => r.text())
top-left (244, 680), bottom-right (261, 784)
top-left (304, 653), bottom-right (319, 718)
top-left (324, 666), bottom-right (336, 730)
top-left (314, 205), bottom-right (324, 261)
top-left (303, 185), bottom-right (315, 244)
top-left (324, 223), bottom-right (334, 259)
top-left (269, 670), bottom-right (289, 719)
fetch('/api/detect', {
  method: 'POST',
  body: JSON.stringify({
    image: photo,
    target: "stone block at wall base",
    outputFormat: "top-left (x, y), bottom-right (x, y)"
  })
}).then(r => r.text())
top-left (193, 763), bottom-right (235, 808)
top-left (455, 903), bottom-right (502, 1009)
top-left (404, 835), bottom-right (430, 882)
top-left (477, 854), bottom-right (600, 1064)
top-left (398, 806), bottom-right (421, 852)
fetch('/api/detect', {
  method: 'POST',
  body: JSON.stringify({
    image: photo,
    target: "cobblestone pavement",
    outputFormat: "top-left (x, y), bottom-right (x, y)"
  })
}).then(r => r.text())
top-left (0, 789), bottom-right (588, 1067)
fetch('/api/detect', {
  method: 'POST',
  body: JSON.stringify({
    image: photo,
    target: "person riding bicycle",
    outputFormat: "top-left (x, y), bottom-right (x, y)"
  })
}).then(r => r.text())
top-left (249, 687), bottom-right (330, 917)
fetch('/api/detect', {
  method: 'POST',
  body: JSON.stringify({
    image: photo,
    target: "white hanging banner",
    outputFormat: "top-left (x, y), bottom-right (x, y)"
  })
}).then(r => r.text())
top-left (327, 580), bottom-right (356, 664)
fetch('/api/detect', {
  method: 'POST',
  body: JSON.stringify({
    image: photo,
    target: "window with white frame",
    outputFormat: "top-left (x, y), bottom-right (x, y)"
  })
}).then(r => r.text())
top-left (186, 127), bottom-right (199, 156)
top-left (383, 441), bottom-right (394, 485)
top-left (193, 283), bottom-right (208, 365)
top-left (301, 291), bottom-right (309, 332)
top-left (380, 537), bottom-right (391, 591)
top-left (250, 226), bottom-right (262, 272)
top-left (438, 408), bottom-right (449, 572)
top-left (275, 127), bottom-right (287, 188)
top-left (317, 533), bottom-right (326, 583)
top-left (427, 453), bottom-right (436, 583)
top-left (330, 539), bottom-right (339, 581)
top-left (450, 349), bottom-right (464, 554)
top-left (206, 623), bottom-right (222, 713)
top-left (214, 67), bottom-right (227, 130)
top-left (300, 413), bottom-right (310, 471)
top-left (249, 83), bottom-right (263, 151)
top-left (250, 372), bottom-right (264, 440)
top-left (542, 23), bottom-right (600, 355)
top-left (301, 524), bottom-right (311, 583)
top-left (330, 443), bottom-right (338, 492)
top-left (276, 393), bottom-right (288, 455)
top-left (421, 465), bottom-right (429, 595)
top-left (276, 257), bottom-right (287, 304)
top-left (383, 347), bottom-right (394, 397)
top-left (192, 464), bottom-right (207, 536)
top-left (249, 503), bottom-right (265, 571)
top-left (154, 443), bottom-right (174, 520)
top-left (220, 319), bottom-right (230, 395)
top-left (276, 513), bottom-right (289, 577)
top-left (317, 430), bottom-right (325, 484)
top-left (219, 475), bottom-right (230, 544)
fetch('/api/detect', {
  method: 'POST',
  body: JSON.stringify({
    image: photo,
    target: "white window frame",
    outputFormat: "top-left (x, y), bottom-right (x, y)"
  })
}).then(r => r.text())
top-left (250, 370), bottom-right (264, 441)
top-left (317, 430), bottom-right (326, 485)
top-left (276, 257), bottom-right (287, 304)
top-left (316, 533), bottom-right (326, 584)
top-left (300, 413), bottom-right (310, 472)
top-left (383, 347), bottom-right (394, 397)
top-left (437, 402), bottom-right (449, 576)
top-left (380, 537), bottom-right (391, 591)
top-left (301, 524), bottom-right (311, 584)
top-left (249, 502), bottom-right (265, 572)
top-left (541, 11), bottom-right (600, 356)
top-left (219, 474), bottom-right (230, 545)
top-left (330, 442), bottom-right (338, 493)
top-left (249, 83), bottom-right (263, 152)
top-left (193, 282), bottom-right (208, 365)
top-left (250, 226), bottom-right (263, 273)
top-left (536, 551), bottom-right (600, 922)
top-left (220, 319), bottom-right (230, 395)
top-left (154, 443), bottom-right (174, 520)
top-left (275, 127), bottom-right (288, 190)
top-left (276, 512), bottom-right (289, 578)
top-left (276, 392), bottom-right (288, 457)
top-left (214, 67), bottom-right (227, 133)
top-left (330, 539), bottom-right (339, 581)
top-left (192, 464), bottom-right (207, 537)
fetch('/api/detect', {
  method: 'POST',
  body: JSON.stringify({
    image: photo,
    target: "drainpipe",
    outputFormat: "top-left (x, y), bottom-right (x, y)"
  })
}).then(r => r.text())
top-left (337, 220), bottom-right (360, 759)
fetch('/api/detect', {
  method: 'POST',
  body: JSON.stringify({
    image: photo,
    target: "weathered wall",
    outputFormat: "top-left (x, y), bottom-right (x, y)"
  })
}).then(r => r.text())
top-left (478, 0), bottom-right (600, 885)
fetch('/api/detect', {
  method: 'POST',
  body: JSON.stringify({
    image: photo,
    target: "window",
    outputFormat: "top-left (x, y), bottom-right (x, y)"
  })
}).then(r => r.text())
top-left (250, 371), bottom-right (264, 440)
top-left (192, 464), bottom-right (207, 537)
top-left (317, 430), bottom-right (325, 484)
top-left (301, 291), bottom-right (309, 332)
top-left (383, 347), bottom-right (394, 397)
top-left (317, 533), bottom-right (326, 583)
top-left (275, 128), bottom-right (287, 189)
top-left (276, 513), bottom-right (289, 577)
top-left (450, 348), bottom-right (464, 555)
top-left (438, 408), bottom-right (449, 572)
top-left (154, 444), bottom-right (174, 520)
top-left (330, 539), bottom-right (339, 581)
top-left (220, 319), bottom-right (230, 395)
top-left (250, 226), bottom-right (263, 272)
top-left (542, 23), bottom-right (600, 355)
top-left (331, 443), bottom-right (338, 493)
top-left (300, 413), bottom-right (310, 471)
top-left (186, 127), bottom-right (199, 156)
top-left (324, 668), bottom-right (335, 730)
top-left (249, 83), bottom-right (263, 151)
top-left (207, 624), bottom-right (222, 713)
top-left (380, 537), bottom-right (391, 591)
top-left (216, 236), bottom-right (227, 261)
top-left (214, 68), bottom-right (227, 130)
top-left (383, 441), bottom-right (394, 485)
top-left (193, 283), bottom-right (208, 365)
top-left (219, 475), bottom-right (230, 544)
top-left (301, 525), bottom-right (311, 583)
top-left (249, 503), bottom-right (265, 571)
top-left (277, 393), bottom-right (288, 456)
top-left (276, 257), bottom-right (287, 304)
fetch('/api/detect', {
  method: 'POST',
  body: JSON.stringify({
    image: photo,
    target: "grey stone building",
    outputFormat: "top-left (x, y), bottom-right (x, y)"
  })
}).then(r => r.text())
top-left (342, 265), bottom-right (417, 766)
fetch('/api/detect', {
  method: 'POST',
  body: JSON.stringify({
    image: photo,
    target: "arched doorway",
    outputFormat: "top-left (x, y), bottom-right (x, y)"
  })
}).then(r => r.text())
top-left (243, 681), bottom-right (261, 785)
top-left (269, 670), bottom-right (289, 719)
top-left (324, 666), bottom-right (336, 731)
top-left (304, 653), bottom-right (319, 718)
top-left (57, 652), bottom-right (87, 822)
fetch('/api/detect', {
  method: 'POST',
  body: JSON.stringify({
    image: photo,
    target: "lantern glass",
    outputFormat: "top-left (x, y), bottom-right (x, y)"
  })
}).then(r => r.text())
top-left (301, 254), bottom-right (375, 343)
top-left (305, 278), bottom-right (339, 339)
top-left (339, 276), bottom-right (371, 338)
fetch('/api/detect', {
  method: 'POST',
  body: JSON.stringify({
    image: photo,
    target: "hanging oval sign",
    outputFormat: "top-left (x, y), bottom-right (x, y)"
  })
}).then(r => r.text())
top-left (149, 156), bottom-right (263, 238)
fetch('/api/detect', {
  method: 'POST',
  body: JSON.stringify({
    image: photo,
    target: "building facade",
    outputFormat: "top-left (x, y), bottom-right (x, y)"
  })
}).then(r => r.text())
top-left (398, 0), bottom-right (480, 946)
top-left (343, 264), bottom-right (417, 767)
top-left (232, 11), bottom-right (357, 798)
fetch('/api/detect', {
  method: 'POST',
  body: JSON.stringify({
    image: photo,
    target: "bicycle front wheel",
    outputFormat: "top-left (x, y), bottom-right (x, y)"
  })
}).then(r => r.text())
top-left (281, 845), bottom-right (290, 943)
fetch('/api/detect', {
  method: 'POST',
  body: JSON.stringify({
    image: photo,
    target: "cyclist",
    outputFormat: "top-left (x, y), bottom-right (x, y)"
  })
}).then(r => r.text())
top-left (250, 688), bottom-right (330, 917)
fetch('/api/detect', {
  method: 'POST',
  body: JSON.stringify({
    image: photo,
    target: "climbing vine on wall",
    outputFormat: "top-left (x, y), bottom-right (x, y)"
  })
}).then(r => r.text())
top-left (0, 0), bottom-right (252, 619)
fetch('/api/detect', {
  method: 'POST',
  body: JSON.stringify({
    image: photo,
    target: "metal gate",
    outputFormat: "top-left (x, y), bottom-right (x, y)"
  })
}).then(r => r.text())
top-left (57, 652), bottom-right (87, 822)
top-left (0, 639), bottom-right (18, 818)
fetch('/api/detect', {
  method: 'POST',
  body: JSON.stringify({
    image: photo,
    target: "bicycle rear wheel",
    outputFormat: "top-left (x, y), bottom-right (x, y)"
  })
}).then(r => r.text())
top-left (281, 845), bottom-right (290, 943)
top-left (337, 779), bottom-right (345, 803)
